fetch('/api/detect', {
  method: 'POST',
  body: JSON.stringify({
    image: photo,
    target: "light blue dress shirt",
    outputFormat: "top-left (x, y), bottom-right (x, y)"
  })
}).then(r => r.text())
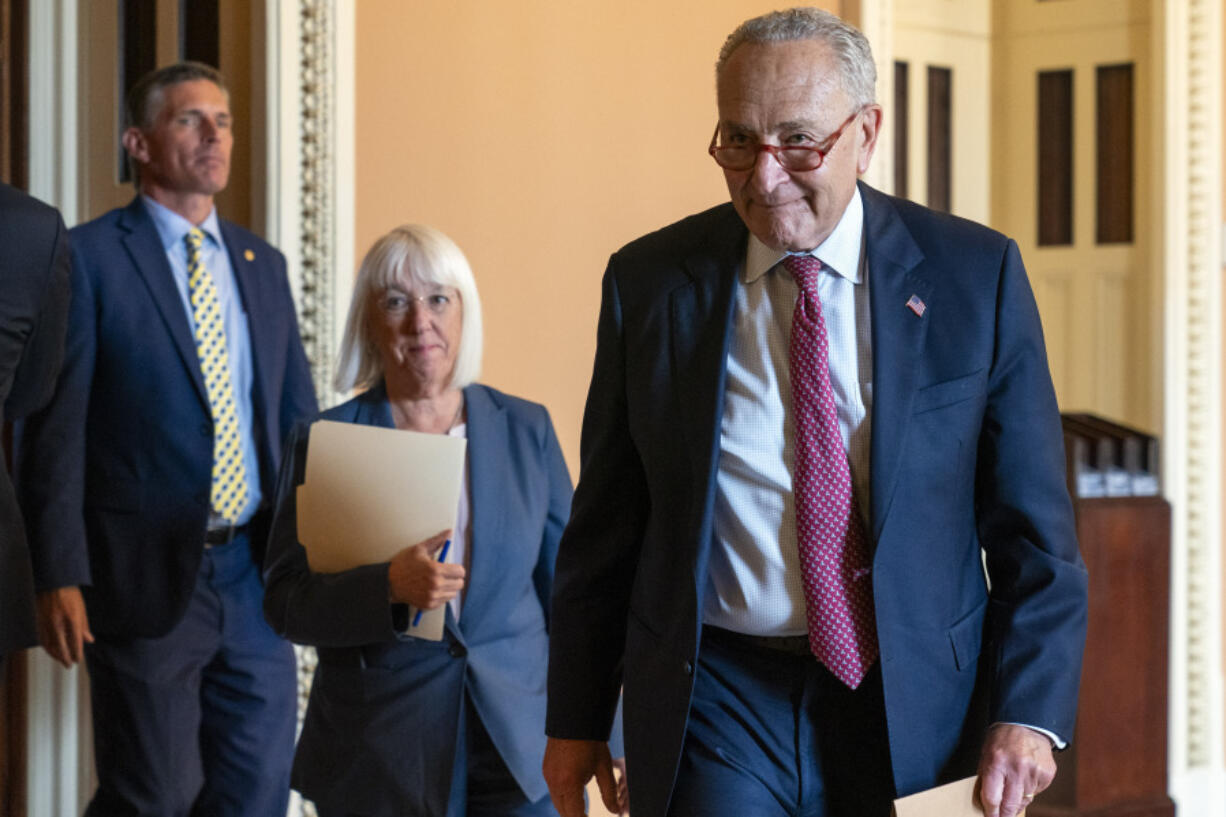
top-left (702, 190), bottom-right (1064, 747)
top-left (705, 189), bottom-right (871, 637)
top-left (142, 196), bottom-right (262, 527)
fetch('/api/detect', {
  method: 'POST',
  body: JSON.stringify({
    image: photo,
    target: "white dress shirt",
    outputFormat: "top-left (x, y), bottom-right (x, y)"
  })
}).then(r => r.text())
top-left (704, 190), bottom-right (871, 636)
top-left (700, 191), bottom-right (1065, 748)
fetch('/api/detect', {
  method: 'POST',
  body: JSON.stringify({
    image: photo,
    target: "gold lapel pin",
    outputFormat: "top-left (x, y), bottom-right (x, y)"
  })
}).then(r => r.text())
top-left (244, 249), bottom-right (255, 262)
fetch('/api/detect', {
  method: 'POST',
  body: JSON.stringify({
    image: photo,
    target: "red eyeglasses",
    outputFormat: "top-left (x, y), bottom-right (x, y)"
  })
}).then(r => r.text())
top-left (708, 109), bottom-right (863, 172)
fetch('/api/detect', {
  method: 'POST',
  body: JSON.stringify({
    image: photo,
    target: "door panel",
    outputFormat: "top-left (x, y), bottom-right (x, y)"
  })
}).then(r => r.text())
top-left (992, 0), bottom-right (1155, 430)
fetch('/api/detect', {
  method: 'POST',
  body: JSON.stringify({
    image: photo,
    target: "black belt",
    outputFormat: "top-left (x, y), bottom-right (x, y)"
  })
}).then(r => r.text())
top-left (204, 523), bottom-right (249, 546)
top-left (703, 625), bottom-right (814, 657)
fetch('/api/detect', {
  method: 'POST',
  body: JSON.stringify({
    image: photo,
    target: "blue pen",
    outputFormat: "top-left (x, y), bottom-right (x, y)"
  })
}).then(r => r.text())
top-left (412, 538), bottom-right (452, 627)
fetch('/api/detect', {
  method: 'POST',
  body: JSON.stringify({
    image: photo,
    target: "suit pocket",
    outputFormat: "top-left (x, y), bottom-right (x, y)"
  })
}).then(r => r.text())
top-left (913, 369), bottom-right (986, 415)
top-left (948, 598), bottom-right (987, 671)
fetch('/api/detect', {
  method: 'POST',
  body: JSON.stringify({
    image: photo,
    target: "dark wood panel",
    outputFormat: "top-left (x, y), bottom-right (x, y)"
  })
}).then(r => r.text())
top-left (180, 0), bottom-right (220, 68)
top-left (1, 0), bottom-right (27, 189)
top-left (120, 0), bottom-right (157, 183)
top-left (926, 65), bottom-right (950, 212)
top-left (1096, 63), bottom-right (1134, 244)
top-left (1037, 69), bottom-right (1074, 246)
top-left (1, 651), bottom-right (28, 817)
top-left (893, 60), bottom-right (908, 200)
top-left (1031, 496), bottom-right (1174, 817)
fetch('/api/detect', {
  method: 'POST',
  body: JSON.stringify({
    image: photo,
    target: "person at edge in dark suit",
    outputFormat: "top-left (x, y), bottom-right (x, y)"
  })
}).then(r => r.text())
top-left (0, 182), bottom-right (70, 665)
top-left (543, 8), bottom-right (1088, 817)
top-left (263, 223), bottom-right (625, 817)
top-left (15, 61), bottom-right (317, 816)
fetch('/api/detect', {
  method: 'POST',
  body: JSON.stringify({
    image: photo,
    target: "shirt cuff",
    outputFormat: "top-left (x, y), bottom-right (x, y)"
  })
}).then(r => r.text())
top-left (996, 721), bottom-right (1067, 750)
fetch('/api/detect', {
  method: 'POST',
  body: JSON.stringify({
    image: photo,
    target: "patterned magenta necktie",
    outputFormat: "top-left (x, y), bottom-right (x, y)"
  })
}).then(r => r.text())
top-left (784, 254), bottom-right (878, 688)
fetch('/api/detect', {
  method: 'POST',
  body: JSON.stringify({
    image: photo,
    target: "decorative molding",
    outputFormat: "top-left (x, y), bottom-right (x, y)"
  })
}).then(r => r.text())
top-left (1162, 0), bottom-right (1225, 810)
top-left (295, 0), bottom-right (337, 406)
top-left (268, 1), bottom-right (354, 814)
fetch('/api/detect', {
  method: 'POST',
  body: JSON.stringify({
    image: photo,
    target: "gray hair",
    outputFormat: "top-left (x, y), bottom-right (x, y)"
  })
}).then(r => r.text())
top-left (716, 7), bottom-right (877, 108)
top-left (124, 61), bottom-right (229, 184)
top-left (333, 224), bottom-right (484, 394)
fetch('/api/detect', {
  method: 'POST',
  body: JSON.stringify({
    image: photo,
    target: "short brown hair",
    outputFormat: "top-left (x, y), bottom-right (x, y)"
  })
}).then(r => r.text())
top-left (124, 62), bottom-right (229, 184)
top-left (124, 61), bottom-right (228, 130)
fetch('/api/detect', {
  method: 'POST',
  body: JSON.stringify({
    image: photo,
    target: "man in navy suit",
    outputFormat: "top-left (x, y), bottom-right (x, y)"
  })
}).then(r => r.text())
top-left (15, 62), bottom-right (317, 815)
top-left (0, 183), bottom-right (70, 663)
top-left (544, 9), bottom-right (1087, 817)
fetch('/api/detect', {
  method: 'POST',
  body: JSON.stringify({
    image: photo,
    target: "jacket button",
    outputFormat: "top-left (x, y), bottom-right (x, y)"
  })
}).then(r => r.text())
top-left (449, 643), bottom-right (467, 658)
top-left (683, 661), bottom-right (693, 676)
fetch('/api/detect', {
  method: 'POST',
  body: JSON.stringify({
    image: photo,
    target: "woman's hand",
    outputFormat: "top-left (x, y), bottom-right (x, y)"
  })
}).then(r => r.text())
top-left (387, 529), bottom-right (466, 609)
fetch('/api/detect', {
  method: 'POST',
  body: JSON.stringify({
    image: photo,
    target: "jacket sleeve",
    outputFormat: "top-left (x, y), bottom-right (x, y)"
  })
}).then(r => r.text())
top-left (546, 259), bottom-right (647, 743)
top-left (977, 239), bottom-right (1089, 742)
top-left (14, 235), bottom-right (97, 591)
top-left (274, 250), bottom-right (319, 434)
top-left (5, 210), bottom-right (70, 420)
top-left (532, 405), bottom-right (572, 632)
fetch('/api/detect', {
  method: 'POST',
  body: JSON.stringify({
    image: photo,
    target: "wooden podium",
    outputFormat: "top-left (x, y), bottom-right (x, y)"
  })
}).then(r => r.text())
top-left (1031, 495), bottom-right (1174, 817)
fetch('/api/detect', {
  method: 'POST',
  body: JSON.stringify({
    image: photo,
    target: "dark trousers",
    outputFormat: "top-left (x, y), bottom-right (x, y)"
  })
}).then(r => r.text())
top-left (83, 534), bottom-right (297, 817)
top-left (317, 694), bottom-right (556, 817)
top-left (666, 626), bottom-right (895, 817)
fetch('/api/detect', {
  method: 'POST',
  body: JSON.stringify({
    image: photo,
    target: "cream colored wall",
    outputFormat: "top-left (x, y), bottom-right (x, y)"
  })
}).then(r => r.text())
top-left (893, 0), bottom-right (992, 222)
top-left (355, 0), bottom-right (838, 471)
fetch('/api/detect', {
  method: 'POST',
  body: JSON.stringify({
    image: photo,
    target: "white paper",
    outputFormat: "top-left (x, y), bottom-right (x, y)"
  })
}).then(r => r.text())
top-left (296, 419), bottom-right (467, 640)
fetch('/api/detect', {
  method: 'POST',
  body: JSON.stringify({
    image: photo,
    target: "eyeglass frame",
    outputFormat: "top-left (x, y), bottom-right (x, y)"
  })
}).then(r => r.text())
top-left (707, 107), bottom-right (867, 172)
top-left (376, 286), bottom-right (459, 316)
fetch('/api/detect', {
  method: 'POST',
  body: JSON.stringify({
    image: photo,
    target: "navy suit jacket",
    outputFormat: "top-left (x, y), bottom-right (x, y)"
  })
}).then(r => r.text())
top-left (15, 196), bottom-right (317, 638)
top-left (547, 183), bottom-right (1089, 816)
top-left (264, 383), bottom-right (580, 815)
top-left (0, 183), bottom-right (70, 657)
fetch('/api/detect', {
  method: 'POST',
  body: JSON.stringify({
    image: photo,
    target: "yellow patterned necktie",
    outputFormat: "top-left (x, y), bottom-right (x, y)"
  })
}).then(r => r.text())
top-left (185, 227), bottom-right (249, 524)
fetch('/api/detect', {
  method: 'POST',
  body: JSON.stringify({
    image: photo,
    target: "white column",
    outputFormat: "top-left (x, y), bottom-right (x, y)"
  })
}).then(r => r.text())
top-left (25, 2), bottom-right (92, 815)
top-left (1160, 0), bottom-right (1226, 812)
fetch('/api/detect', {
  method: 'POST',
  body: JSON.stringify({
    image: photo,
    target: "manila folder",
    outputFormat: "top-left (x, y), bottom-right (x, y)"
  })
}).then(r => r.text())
top-left (893, 776), bottom-right (1023, 817)
top-left (296, 419), bottom-right (467, 574)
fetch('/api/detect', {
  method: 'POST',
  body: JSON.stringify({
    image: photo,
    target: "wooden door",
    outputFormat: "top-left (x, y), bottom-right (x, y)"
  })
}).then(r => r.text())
top-left (892, 0), bottom-right (992, 224)
top-left (991, 0), bottom-right (1157, 431)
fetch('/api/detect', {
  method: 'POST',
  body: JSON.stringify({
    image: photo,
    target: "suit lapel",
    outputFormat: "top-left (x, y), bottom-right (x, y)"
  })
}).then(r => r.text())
top-left (119, 199), bottom-right (208, 407)
top-left (670, 208), bottom-right (745, 504)
top-left (862, 184), bottom-right (931, 541)
top-left (453, 385), bottom-right (505, 636)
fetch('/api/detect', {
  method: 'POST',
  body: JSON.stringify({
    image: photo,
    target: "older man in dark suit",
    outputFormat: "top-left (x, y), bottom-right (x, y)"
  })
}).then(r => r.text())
top-left (544, 8), bottom-right (1088, 817)
top-left (0, 183), bottom-right (69, 662)
top-left (16, 62), bottom-right (317, 816)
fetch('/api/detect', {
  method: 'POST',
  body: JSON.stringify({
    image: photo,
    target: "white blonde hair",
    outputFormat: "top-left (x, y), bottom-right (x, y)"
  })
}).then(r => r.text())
top-left (333, 224), bottom-right (483, 393)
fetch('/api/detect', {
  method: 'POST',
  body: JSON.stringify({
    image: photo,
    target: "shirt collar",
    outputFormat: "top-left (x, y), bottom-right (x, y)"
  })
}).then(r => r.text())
top-left (742, 187), bottom-right (864, 285)
top-left (141, 195), bottom-right (223, 253)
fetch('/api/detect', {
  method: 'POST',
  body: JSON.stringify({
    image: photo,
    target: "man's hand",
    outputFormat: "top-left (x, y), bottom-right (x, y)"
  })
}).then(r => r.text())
top-left (543, 737), bottom-right (627, 816)
top-left (611, 756), bottom-right (629, 815)
top-left (976, 724), bottom-right (1056, 817)
top-left (36, 586), bottom-right (94, 667)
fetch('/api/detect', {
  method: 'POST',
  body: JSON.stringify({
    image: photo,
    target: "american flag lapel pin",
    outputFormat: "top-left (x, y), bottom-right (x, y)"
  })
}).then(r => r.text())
top-left (905, 294), bottom-right (926, 317)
